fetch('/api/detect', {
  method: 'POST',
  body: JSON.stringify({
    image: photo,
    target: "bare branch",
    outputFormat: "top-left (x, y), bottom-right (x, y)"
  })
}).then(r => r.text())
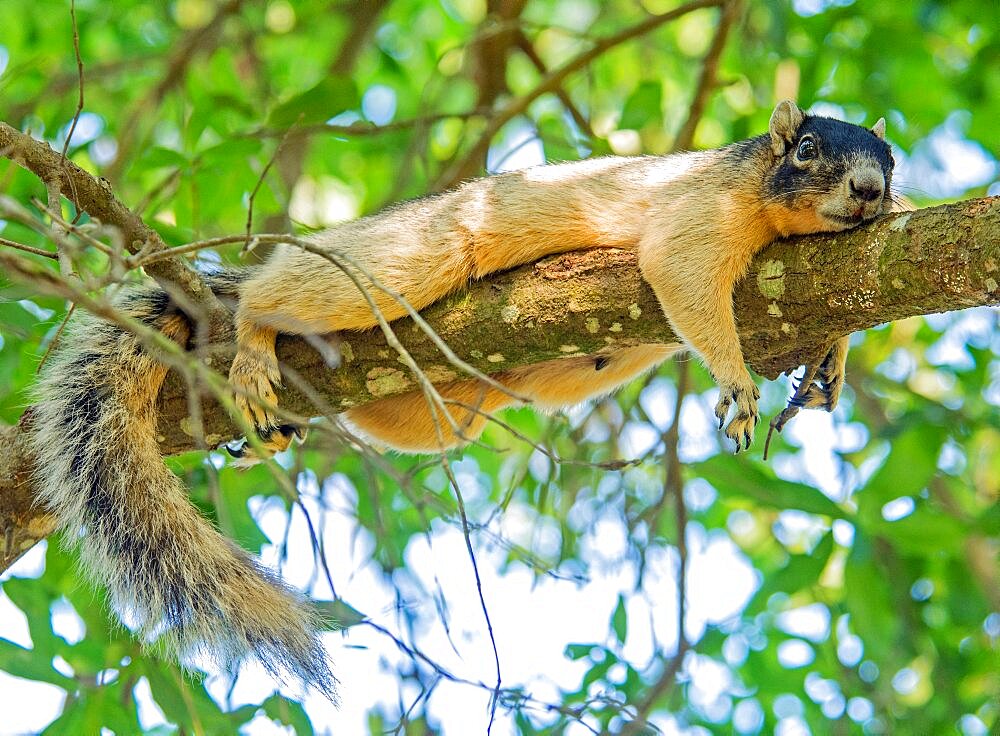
top-left (59, 0), bottom-right (86, 219)
top-left (0, 236), bottom-right (58, 259)
top-left (623, 364), bottom-right (691, 733)
top-left (434, 0), bottom-right (725, 189)
top-left (514, 30), bottom-right (593, 138)
top-left (673, 0), bottom-right (742, 151)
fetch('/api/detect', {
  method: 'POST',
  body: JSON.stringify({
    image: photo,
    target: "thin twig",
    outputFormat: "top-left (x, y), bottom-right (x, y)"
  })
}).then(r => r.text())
top-left (135, 233), bottom-right (532, 404)
top-left (45, 182), bottom-right (75, 278)
top-left (434, 0), bottom-right (725, 189)
top-left (514, 30), bottom-right (593, 138)
top-left (0, 248), bottom-right (305, 507)
top-left (295, 498), bottom-right (339, 601)
top-left (673, 0), bottom-right (741, 151)
top-left (30, 196), bottom-right (116, 257)
top-left (61, 0), bottom-right (85, 223)
top-left (435, 452), bottom-right (503, 734)
top-left (0, 121), bottom-right (228, 321)
top-left (0, 236), bottom-right (58, 259)
top-left (763, 360), bottom-right (821, 460)
top-left (247, 110), bottom-right (488, 141)
top-left (445, 398), bottom-right (639, 471)
top-left (245, 118), bottom-right (301, 246)
top-left (621, 362), bottom-right (691, 733)
top-left (36, 303), bottom-right (77, 373)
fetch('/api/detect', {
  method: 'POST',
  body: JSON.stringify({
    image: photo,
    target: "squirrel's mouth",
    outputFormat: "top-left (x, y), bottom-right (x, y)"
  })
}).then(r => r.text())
top-left (824, 213), bottom-right (866, 226)
top-left (822, 204), bottom-right (882, 229)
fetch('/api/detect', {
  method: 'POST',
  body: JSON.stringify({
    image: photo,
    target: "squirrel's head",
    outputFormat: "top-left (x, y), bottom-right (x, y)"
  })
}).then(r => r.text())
top-left (762, 99), bottom-right (894, 235)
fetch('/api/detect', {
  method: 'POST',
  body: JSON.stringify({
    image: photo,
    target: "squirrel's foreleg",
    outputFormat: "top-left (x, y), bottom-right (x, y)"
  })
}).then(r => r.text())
top-left (639, 236), bottom-right (761, 452)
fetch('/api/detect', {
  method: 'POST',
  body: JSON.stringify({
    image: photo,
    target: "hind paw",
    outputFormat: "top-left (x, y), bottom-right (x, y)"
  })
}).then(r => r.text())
top-left (229, 349), bottom-right (304, 465)
top-left (230, 350), bottom-right (282, 427)
top-left (227, 423), bottom-right (307, 467)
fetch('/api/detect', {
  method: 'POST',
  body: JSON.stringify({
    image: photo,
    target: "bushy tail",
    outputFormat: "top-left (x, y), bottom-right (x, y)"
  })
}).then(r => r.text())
top-left (29, 282), bottom-right (337, 700)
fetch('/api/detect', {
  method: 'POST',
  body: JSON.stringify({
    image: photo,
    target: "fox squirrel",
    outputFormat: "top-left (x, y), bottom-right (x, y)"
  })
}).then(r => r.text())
top-left (30, 100), bottom-right (894, 698)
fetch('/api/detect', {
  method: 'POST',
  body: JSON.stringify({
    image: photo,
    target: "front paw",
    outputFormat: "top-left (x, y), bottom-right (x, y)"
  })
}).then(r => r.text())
top-left (714, 380), bottom-right (761, 452)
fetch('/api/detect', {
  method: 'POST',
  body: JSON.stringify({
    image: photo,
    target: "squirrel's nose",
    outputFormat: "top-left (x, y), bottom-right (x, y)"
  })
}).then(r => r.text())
top-left (849, 177), bottom-right (884, 202)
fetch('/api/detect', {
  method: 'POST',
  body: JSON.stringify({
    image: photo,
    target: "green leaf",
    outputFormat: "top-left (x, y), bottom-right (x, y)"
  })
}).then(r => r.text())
top-left (857, 425), bottom-right (947, 523)
top-left (693, 456), bottom-right (848, 518)
top-left (975, 502), bottom-right (1000, 536)
top-left (142, 662), bottom-right (235, 733)
top-left (2, 578), bottom-right (58, 659)
top-left (612, 595), bottom-right (627, 644)
top-left (0, 638), bottom-right (72, 687)
top-left (564, 643), bottom-right (595, 660)
top-left (268, 77), bottom-right (358, 128)
top-left (262, 694), bottom-right (315, 736)
top-left (41, 678), bottom-right (142, 735)
top-left (871, 506), bottom-right (967, 556)
top-left (749, 532), bottom-right (835, 611)
top-left (843, 537), bottom-right (900, 662)
top-left (140, 146), bottom-right (191, 169)
top-left (315, 599), bottom-right (366, 630)
top-left (619, 81), bottom-right (662, 130)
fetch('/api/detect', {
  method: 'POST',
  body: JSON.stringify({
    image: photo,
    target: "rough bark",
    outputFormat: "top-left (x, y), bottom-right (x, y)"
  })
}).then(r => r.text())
top-left (1, 197), bottom-right (998, 572)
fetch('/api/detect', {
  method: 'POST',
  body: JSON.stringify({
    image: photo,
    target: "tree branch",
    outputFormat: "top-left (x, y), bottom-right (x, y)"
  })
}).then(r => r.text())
top-left (0, 121), bottom-right (226, 322)
top-left (433, 0), bottom-right (725, 189)
top-left (1, 197), bottom-right (998, 572)
top-left (673, 0), bottom-right (741, 151)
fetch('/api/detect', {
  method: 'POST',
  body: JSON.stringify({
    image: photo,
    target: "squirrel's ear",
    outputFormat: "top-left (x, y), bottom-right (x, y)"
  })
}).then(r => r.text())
top-left (872, 117), bottom-right (886, 140)
top-left (769, 99), bottom-right (805, 156)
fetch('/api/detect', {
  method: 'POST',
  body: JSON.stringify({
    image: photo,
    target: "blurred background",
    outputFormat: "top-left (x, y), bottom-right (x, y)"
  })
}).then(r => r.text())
top-left (0, 0), bottom-right (997, 733)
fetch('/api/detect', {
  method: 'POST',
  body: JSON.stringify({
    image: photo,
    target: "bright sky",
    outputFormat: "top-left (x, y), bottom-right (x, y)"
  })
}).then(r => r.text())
top-left (1, 90), bottom-right (998, 735)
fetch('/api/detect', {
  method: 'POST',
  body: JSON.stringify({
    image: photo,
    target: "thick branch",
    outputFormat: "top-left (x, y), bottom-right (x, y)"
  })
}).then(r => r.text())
top-left (1, 197), bottom-right (998, 571)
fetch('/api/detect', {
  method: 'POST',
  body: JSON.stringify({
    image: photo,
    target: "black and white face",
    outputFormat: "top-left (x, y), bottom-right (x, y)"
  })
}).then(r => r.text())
top-left (768, 115), bottom-right (895, 232)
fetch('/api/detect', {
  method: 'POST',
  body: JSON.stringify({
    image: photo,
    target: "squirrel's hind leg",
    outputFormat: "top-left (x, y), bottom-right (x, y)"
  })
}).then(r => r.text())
top-left (343, 344), bottom-right (679, 453)
top-left (229, 303), bottom-right (320, 464)
top-left (228, 316), bottom-right (303, 464)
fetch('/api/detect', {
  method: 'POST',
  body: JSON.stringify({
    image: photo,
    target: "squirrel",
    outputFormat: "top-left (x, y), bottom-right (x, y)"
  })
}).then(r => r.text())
top-left (29, 100), bottom-right (894, 698)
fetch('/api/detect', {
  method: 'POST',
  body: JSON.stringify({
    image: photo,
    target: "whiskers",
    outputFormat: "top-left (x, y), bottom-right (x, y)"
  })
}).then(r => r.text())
top-left (890, 182), bottom-right (932, 198)
top-left (886, 191), bottom-right (917, 212)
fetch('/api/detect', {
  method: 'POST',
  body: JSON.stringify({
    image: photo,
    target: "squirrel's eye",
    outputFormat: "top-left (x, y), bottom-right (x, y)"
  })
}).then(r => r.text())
top-left (796, 137), bottom-right (817, 160)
